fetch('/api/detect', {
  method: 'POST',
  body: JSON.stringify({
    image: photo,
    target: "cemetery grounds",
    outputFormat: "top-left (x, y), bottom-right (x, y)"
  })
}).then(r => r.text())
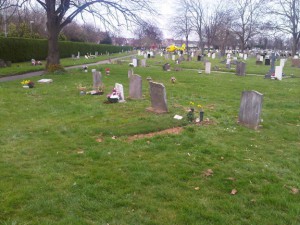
top-left (0, 53), bottom-right (299, 224)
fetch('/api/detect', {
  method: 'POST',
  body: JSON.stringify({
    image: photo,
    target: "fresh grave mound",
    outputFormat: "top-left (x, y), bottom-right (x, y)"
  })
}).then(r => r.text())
top-left (127, 127), bottom-right (184, 141)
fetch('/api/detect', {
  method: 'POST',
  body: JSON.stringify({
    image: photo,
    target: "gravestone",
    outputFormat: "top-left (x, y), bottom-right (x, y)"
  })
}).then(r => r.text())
top-left (197, 55), bottom-right (202, 61)
top-left (265, 52), bottom-right (276, 78)
top-left (265, 58), bottom-right (270, 65)
top-left (128, 69), bottom-right (134, 78)
top-left (274, 66), bottom-right (283, 80)
top-left (205, 62), bottom-right (211, 74)
top-left (172, 55), bottom-right (176, 61)
top-left (243, 54), bottom-right (247, 60)
top-left (129, 74), bottom-right (143, 99)
top-left (207, 52), bottom-right (211, 58)
top-left (132, 58), bottom-right (138, 67)
top-left (163, 63), bottom-right (171, 71)
top-left (164, 54), bottom-right (169, 60)
top-left (212, 53), bottom-right (216, 59)
top-left (236, 62), bottom-right (246, 76)
top-left (141, 59), bottom-right (147, 67)
top-left (92, 71), bottom-right (102, 90)
top-left (115, 83), bottom-right (125, 102)
top-left (147, 81), bottom-right (168, 113)
top-left (0, 59), bottom-right (6, 67)
top-left (238, 91), bottom-right (263, 129)
top-left (226, 58), bottom-right (231, 69)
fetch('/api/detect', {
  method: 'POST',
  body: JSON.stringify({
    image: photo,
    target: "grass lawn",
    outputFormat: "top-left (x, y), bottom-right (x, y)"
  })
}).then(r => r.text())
top-left (0, 55), bottom-right (300, 224)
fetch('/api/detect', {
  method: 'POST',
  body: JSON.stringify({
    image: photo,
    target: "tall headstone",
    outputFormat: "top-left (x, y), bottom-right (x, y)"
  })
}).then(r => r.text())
top-left (92, 71), bottom-right (102, 90)
top-left (212, 53), bottom-right (216, 59)
top-left (243, 54), bottom-right (247, 60)
top-left (236, 62), bottom-right (246, 76)
top-left (147, 81), bottom-right (168, 113)
top-left (205, 62), bottom-right (211, 74)
top-left (238, 91), bottom-right (263, 129)
top-left (132, 58), bottom-right (138, 67)
top-left (141, 59), bottom-right (147, 67)
top-left (115, 83), bottom-right (125, 102)
top-left (172, 55), bottom-right (176, 61)
top-left (129, 74), bottom-right (143, 99)
top-left (128, 69), bottom-right (134, 78)
top-left (274, 66), bottom-right (283, 80)
top-left (265, 52), bottom-right (276, 78)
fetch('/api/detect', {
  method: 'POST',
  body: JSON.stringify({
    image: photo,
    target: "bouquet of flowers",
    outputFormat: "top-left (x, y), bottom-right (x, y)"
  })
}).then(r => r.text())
top-left (21, 80), bottom-right (34, 88)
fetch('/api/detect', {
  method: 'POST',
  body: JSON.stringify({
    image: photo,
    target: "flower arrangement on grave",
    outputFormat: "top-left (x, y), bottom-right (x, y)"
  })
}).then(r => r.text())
top-left (21, 80), bottom-right (34, 88)
top-left (105, 68), bottom-right (110, 75)
top-left (82, 65), bottom-right (88, 72)
top-left (107, 87), bottom-right (120, 103)
top-left (187, 102), bottom-right (204, 122)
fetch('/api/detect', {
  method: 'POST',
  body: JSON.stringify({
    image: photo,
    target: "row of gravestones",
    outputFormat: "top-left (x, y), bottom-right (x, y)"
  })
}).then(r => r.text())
top-left (95, 68), bottom-right (263, 129)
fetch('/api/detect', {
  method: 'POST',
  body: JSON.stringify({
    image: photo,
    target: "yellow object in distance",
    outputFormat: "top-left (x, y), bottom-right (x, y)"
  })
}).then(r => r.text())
top-left (166, 43), bottom-right (186, 52)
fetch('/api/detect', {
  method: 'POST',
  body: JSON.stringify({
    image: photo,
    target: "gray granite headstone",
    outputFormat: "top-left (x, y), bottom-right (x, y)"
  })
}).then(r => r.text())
top-left (147, 81), bottom-right (168, 113)
top-left (129, 74), bottom-right (143, 99)
top-left (92, 71), bottom-right (102, 90)
top-left (238, 91), bottom-right (263, 129)
top-left (236, 61), bottom-right (246, 76)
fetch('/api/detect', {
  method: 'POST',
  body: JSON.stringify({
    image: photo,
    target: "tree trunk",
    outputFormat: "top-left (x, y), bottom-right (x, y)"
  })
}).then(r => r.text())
top-left (46, 25), bottom-right (60, 69)
top-left (292, 36), bottom-right (298, 56)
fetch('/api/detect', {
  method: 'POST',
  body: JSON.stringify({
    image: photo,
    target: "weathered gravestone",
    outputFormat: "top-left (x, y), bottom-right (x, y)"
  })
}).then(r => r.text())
top-left (164, 54), bottom-right (169, 60)
top-left (141, 59), bottom-right (147, 67)
top-left (128, 69), bottom-right (134, 78)
top-left (238, 91), bottom-right (263, 129)
top-left (226, 59), bottom-right (231, 69)
top-left (92, 70), bottom-right (102, 90)
top-left (172, 55), bottom-right (176, 61)
top-left (163, 63), bottom-right (171, 71)
top-left (129, 74), bottom-right (143, 99)
top-left (265, 53), bottom-right (276, 78)
top-left (147, 81), bottom-right (168, 113)
top-left (115, 83), bottom-right (125, 102)
top-left (205, 62), bottom-right (211, 74)
top-left (212, 53), bottom-right (216, 59)
top-left (236, 61), bottom-right (246, 76)
top-left (0, 59), bottom-right (6, 67)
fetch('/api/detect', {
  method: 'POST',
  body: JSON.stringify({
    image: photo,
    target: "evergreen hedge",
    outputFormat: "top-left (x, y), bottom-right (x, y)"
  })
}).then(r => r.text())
top-left (0, 37), bottom-right (132, 63)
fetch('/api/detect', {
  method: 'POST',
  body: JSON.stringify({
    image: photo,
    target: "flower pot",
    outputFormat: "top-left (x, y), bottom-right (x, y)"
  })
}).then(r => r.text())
top-left (200, 111), bottom-right (204, 122)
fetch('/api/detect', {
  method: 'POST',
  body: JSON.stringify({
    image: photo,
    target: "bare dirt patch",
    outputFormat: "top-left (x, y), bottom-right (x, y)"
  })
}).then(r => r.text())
top-left (127, 127), bottom-right (184, 142)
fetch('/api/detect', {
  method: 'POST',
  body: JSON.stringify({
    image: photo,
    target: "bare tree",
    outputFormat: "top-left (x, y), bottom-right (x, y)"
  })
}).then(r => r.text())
top-left (268, 0), bottom-right (300, 55)
top-left (184, 0), bottom-right (204, 50)
top-left (134, 21), bottom-right (163, 49)
top-left (230, 0), bottom-right (264, 51)
top-left (170, 0), bottom-right (193, 56)
top-left (6, 0), bottom-right (155, 70)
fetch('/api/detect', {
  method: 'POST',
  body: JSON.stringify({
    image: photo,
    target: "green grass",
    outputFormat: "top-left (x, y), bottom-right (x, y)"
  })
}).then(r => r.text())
top-left (0, 56), bottom-right (300, 225)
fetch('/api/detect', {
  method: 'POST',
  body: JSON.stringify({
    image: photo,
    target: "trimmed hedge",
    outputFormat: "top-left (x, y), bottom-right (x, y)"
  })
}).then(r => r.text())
top-left (0, 37), bottom-right (132, 63)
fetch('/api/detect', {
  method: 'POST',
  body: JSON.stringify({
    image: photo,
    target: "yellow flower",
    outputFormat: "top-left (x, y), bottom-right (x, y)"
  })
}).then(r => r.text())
top-left (190, 101), bottom-right (194, 106)
top-left (197, 104), bottom-right (202, 108)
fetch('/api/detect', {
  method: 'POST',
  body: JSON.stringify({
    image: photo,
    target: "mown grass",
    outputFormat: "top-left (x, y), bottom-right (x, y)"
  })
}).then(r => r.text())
top-left (0, 55), bottom-right (300, 225)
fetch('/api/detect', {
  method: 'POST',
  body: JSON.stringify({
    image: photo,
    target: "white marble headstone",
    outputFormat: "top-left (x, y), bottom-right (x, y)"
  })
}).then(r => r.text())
top-left (132, 58), bottom-right (138, 67)
top-left (172, 55), bottom-right (176, 61)
top-left (274, 66), bottom-right (283, 80)
top-left (115, 83), bottom-right (125, 102)
top-left (205, 62), bottom-right (211, 74)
